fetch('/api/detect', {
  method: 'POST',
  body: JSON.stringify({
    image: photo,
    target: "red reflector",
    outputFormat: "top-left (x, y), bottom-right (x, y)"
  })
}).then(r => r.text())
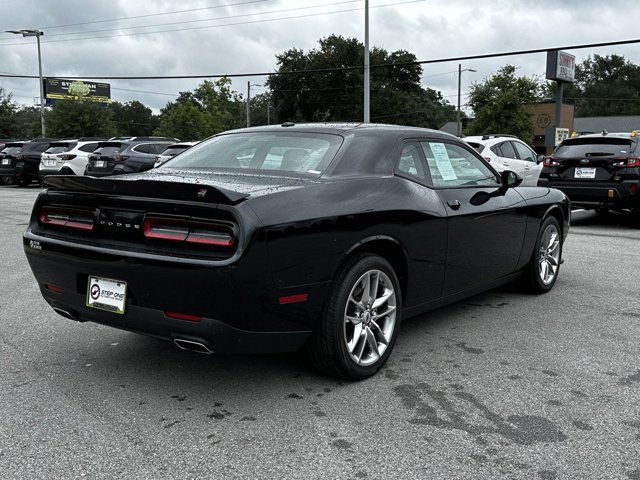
top-left (630, 184), bottom-right (638, 194)
top-left (164, 311), bottom-right (201, 322)
top-left (44, 283), bottom-right (64, 293)
top-left (278, 293), bottom-right (308, 305)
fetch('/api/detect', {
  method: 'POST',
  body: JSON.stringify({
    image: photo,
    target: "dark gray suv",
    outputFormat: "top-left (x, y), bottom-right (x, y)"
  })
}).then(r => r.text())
top-left (85, 137), bottom-right (178, 177)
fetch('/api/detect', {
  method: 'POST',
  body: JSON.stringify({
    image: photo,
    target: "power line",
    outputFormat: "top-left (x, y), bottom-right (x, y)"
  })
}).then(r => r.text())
top-left (37, 0), bottom-right (364, 39)
top-left (1, 37), bottom-right (639, 80)
top-left (26, 0), bottom-right (272, 31)
top-left (0, 0), bottom-right (427, 46)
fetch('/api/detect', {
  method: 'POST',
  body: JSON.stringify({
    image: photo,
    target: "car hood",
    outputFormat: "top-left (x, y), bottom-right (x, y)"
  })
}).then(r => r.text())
top-left (43, 168), bottom-right (322, 205)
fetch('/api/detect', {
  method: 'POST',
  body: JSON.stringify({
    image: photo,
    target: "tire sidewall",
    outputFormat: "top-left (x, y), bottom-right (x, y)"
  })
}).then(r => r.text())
top-left (330, 255), bottom-right (402, 379)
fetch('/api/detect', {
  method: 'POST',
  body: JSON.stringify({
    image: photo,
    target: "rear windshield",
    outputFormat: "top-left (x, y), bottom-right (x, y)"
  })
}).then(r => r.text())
top-left (45, 142), bottom-right (77, 154)
top-left (160, 145), bottom-right (189, 156)
top-left (162, 132), bottom-right (342, 175)
top-left (554, 138), bottom-right (635, 158)
top-left (93, 142), bottom-right (127, 156)
top-left (466, 142), bottom-right (484, 153)
top-left (1, 146), bottom-right (23, 155)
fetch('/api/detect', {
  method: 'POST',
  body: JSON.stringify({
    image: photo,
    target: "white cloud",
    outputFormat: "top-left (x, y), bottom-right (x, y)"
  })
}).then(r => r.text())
top-left (0, 0), bottom-right (637, 116)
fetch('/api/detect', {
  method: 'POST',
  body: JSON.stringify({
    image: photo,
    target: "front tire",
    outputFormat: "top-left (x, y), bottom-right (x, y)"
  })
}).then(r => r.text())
top-left (524, 216), bottom-right (562, 294)
top-left (17, 177), bottom-right (31, 187)
top-left (307, 254), bottom-right (402, 379)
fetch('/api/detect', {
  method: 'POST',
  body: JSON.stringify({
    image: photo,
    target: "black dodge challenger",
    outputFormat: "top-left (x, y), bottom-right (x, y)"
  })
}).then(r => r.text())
top-left (24, 124), bottom-right (570, 379)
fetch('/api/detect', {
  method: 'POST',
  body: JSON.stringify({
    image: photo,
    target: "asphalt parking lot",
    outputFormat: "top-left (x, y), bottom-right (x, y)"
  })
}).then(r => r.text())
top-left (1, 185), bottom-right (639, 480)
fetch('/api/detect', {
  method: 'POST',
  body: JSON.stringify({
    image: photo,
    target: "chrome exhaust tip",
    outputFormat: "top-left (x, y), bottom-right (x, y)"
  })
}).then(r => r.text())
top-left (173, 338), bottom-right (213, 354)
top-left (52, 307), bottom-right (77, 321)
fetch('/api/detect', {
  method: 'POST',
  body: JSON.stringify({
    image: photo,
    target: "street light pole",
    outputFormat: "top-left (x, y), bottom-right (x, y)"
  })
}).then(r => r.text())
top-left (246, 81), bottom-right (251, 128)
top-left (456, 64), bottom-right (476, 137)
top-left (363, 0), bottom-right (370, 123)
top-left (35, 33), bottom-right (45, 137)
top-left (6, 29), bottom-right (46, 137)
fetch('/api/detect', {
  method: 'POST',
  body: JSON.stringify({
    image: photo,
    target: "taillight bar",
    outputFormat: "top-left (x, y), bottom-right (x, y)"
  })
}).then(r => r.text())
top-left (142, 216), bottom-right (235, 247)
top-left (614, 157), bottom-right (640, 168)
top-left (39, 206), bottom-right (96, 231)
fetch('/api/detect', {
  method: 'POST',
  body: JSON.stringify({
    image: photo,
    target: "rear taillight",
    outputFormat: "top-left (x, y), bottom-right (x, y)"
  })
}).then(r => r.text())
top-left (142, 216), bottom-right (235, 247)
top-left (614, 157), bottom-right (640, 168)
top-left (39, 206), bottom-right (96, 231)
top-left (58, 154), bottom-right (77, 160)
top-left (115, 155), bottom-right (129, 163)
top-left (543, 157), bottom-right (560, 167)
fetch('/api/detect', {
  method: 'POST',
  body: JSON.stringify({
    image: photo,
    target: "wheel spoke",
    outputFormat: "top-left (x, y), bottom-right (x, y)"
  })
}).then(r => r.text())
top-left (370, 271), bottom-right (380, 305)
top-left (355, 327), bottom-right (367, 360)
top-left (348, 323), bottom-right (364, 353)
top-left (372, 288), bottom-right (393, 309)
top-left (346, 314), bottom-right (362, 324)
top-left (365, 327), bottom-right (380, 358)
top-left (547, 256), bottom-right (558, 267)
top-left (540, 260), bottom-right (548, 280)
top-left (547, 232), bottom-right (558, 250)
top-left (360, 274), bottom-right (371, 307)
top-left (370, 320), bottom-right (389, 345)
top-left (372, 305), bottom-right (396, 322)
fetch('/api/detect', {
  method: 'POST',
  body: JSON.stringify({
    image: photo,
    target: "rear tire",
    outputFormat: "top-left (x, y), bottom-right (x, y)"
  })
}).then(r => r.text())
top-left (523, 216), bottom-right (562, 294)
top-left (307, 254), bottom-right (402, 379)
top-left (17, 177), bottom-right (31, 187)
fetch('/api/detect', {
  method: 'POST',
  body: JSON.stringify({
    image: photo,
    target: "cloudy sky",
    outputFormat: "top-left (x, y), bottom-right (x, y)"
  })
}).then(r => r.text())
top-left (0, 0), bottom-right (638, 117)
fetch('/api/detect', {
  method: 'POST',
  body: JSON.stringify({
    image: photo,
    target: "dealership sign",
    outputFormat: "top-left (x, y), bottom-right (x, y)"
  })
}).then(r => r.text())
top-left (43, 78), bottom-right (111, 104)
top-left (546, 50), bottom-right (576, 83)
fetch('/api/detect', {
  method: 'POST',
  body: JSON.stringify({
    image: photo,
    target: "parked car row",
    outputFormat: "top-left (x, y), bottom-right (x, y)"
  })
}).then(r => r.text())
top-left (0, 136), bottom-right (196, 187)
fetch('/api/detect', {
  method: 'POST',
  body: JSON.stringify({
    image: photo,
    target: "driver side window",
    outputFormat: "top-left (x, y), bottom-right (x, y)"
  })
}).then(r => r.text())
top-left (421, 141), bottom-right (499, 188)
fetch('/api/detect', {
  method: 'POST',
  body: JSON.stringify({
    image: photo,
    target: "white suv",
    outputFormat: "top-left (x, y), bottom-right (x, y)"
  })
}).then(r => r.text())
top-left (464, 135), bottom-right (543, 186)
top-left (39, 139), bottom-right (103, 178)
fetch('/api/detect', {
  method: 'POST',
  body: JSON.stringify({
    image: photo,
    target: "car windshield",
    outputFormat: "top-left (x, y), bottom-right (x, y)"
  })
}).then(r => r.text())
top-left (554, 138), bottom-right (635, 158)
top-left (162, 132), bottom-right (343, 175)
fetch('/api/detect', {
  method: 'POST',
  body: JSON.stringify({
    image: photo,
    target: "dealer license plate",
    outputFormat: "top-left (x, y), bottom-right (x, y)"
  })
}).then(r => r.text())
top-left (86, 276), bottom-right (127, 314)
top-left (1, 158), bottom-right (9, 165)
top-left (95, 160), bottom-right (106, 168)
top-left (43, 159), bottom-right (57, 167)
top-left (575, 167), bottom-right (596, 179)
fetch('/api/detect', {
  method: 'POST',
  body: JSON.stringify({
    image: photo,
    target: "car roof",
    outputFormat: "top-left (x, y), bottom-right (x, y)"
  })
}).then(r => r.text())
top-left (221, 122), bottom-right (458, 141)
top-left (571, 132), bottom-right (638, 140)
top-left (463, 135), bottom-right (523, 145)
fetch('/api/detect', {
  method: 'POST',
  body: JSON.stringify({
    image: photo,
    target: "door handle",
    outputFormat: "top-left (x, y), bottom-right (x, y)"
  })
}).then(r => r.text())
top-left (502, 162), bottom-right (510, 166)
top-left (447, 200), bottom-right (462, 210)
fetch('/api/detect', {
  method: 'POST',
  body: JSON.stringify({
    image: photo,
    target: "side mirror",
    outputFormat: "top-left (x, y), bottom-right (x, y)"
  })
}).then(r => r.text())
top-left (499, 170), bottom-right (522, 193)
top-left (536, 154), bottom-right (545, 164)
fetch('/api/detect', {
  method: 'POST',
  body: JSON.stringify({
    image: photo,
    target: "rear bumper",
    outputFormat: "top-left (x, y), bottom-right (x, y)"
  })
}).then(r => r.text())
top-left (39, 167), bottom-right (75, 178)
top-left (538, 179), bottom-right (639, 208)
top-left (15, 160), bottom-right (39, 179)
top-left (23, 230), bottom-right (326, 354)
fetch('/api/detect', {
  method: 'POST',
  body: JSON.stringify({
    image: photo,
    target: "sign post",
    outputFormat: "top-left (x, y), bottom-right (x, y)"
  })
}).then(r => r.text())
top-left (545, 50), bottom-right (576, 148)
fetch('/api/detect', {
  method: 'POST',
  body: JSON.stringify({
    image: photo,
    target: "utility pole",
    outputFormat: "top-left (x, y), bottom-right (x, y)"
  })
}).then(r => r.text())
top-left (456, 64), bottom-right (476, 137)
top-left (363, 0), bottom-right (370, 123)
top-left (246, 81), bottom-right (251, 128)
top-left (7, 29), bottom-right (45, 136)
top-left (267, 104), bottom-right (271, 125)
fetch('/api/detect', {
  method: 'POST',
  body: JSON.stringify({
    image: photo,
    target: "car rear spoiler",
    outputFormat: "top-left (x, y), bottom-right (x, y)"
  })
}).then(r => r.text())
top-left (42, 175), bottom-right (250, 205)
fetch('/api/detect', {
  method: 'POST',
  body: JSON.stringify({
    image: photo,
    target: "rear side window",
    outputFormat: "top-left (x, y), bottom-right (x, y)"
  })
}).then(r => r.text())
top-left (396, 142), bottom-right (427, 181)
top-left (422, 141), bottom-right (499, 188)
top-left (554, 138), bottom-right (635, 158)
top-left (498, 141), bottom-right (518, 159)
top-left (1, 146), bottom-right (23, 155)
top-left (132, 143), bottom-right (155, 154)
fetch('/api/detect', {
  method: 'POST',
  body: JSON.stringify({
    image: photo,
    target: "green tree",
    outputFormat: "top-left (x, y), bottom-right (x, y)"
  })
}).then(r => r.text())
top-left (0, 87), bottom-right (19, 138)
top-left (155, 78), bottom-right (244, 139)
top-left (467, 65), bottom-right (541, 142)
top-left (266, 35), bottom-right (456, 127)
top-left (108, 100), bottom-right (158, 136)
top-left (13, 107), bottom-right (42, 138)
top-left (544, 55), bottom-right (640, 116)
top-left (46, 100), bottom-right (117, 138)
